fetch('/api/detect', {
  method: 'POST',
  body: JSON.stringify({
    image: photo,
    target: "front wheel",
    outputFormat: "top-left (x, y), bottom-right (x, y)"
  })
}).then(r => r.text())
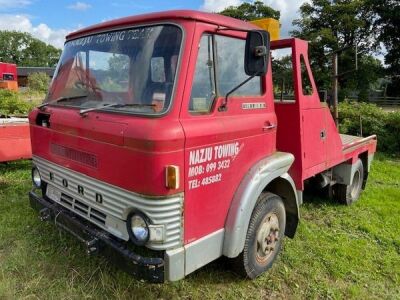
top-left (233, 192), bottom-right (286, 279)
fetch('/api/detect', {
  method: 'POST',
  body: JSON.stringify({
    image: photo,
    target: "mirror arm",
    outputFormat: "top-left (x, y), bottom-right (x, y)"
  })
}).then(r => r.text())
top-left (218, 74), bottom-right (257, 112)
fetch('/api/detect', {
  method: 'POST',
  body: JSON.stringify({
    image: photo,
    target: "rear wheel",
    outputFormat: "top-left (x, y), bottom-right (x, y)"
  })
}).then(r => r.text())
top-left (333, 159), bottom-right (364, 205)
top-left (233, 192), bottom-right (286, 279)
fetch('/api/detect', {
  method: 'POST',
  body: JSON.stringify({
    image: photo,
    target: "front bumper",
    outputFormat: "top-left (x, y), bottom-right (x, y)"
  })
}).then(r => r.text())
top-left (29, 191), bottom-right (165, 283)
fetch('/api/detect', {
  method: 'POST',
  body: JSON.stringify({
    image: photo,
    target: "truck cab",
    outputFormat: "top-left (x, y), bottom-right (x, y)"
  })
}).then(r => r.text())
top-left (0, 62), bottom-right (18, 91)
top-left (28, 10), bottom-right (377, 282)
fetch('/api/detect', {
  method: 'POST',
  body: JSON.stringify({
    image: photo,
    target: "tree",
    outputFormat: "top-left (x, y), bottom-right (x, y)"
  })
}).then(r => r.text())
top-left (27, 72), bottom-right (51, 93)
top-left (365, 0), bottom-right (400, 96)
top-left (291, 0), bottom-right (383, 100)
top-left (271, 55), bottom-right (294, 96)
top-left (340, 55), bottom-right (384, 101)
top-left (219, 1), bottom-right (280, 21)
top-left (0, 31), bottom-right (61, 67)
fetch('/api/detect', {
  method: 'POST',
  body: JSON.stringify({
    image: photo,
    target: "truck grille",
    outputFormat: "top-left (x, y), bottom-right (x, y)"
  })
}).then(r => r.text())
top-left (60, 193), bottom-right (106, 225)
top-left (33, 155), bottom-right (184, 250)
top-left (50, 143), bottom-right (98, 168)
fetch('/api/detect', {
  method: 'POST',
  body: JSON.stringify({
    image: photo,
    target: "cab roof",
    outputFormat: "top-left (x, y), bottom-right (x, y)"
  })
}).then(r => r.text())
top-left (66, 10), bottom-right (259, 40)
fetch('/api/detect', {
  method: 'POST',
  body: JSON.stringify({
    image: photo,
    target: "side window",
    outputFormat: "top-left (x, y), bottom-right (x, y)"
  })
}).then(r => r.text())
top-left (189, 35), bottom-right (216, 113)
top-left (215, 35), bottom-right (261, 96)
top-left (271, 49), bottom-right (295, 103)
top-left (3, 74), bottom-right (14, 81)
top-left (300, 55), bottom-right (313, 95)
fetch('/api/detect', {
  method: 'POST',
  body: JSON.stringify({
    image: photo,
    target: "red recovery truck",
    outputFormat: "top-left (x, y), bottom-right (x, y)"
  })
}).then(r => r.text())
top-left (0, 62), bottom-right (18, 91)
top-left (28, 11), bottom-right (377, 282)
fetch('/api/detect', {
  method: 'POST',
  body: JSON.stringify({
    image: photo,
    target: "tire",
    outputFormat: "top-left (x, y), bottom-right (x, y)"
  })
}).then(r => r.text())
top-left (333, 159), bottom-right (364, 205)
top-left (233, 192), bottom-right (286, 279)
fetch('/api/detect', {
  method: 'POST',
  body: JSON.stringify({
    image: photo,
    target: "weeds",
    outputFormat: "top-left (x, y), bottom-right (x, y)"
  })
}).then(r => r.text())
top-left (0, 156), bottom-right (399, 299)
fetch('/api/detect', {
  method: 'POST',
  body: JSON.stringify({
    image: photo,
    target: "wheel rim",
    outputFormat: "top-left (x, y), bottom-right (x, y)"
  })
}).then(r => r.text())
top-left (350, 170), bottom-right (361, 199)
top-left (255, 212), bottom-right (280, 264)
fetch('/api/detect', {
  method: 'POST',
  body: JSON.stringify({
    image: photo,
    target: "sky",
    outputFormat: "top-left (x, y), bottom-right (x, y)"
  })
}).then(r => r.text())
top-left (0, 0), bottom-right (308, 49)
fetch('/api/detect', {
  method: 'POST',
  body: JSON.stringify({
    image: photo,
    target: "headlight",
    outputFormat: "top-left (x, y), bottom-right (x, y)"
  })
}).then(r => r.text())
top-left (32, 167), bottom-right (42, 188)
top-left (127, 211), bottom-right (150, 246)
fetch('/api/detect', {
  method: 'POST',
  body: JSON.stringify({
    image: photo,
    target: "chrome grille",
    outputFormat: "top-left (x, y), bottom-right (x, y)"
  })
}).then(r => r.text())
top-left (34, 155), bottom-right (184, 250)
top-left (58, 192), bottom-right (106, 225)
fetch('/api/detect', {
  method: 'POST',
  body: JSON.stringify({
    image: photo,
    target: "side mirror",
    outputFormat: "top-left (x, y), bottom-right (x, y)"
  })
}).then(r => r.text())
top-left (244, 30), bottom-right (270, 76)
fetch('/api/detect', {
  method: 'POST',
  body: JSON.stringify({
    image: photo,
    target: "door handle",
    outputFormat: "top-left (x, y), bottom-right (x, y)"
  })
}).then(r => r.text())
top-left (263, 123), bottom-right (277, 131)
top-left (320, 129), bottom-right (327, 139)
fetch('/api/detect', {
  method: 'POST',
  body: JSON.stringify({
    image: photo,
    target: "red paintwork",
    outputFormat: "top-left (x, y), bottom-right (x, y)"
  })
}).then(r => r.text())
top-left (180, 21), bottom-right (276, 241)
top-left (66, 10), bottom-right (258, 41)
top-left (0, 62), bottom-right (17, 80)
top-left (272, 39), bottom-right (376, 189)
top-left (29, 107), bottom-right (185, 196)
top-left (0, 64), bottom-right (29, 162)
top-left (0, 122), bottom-right (32, 162)
top-left (0, 62), bottom-right (18, 91)
top-left (29, 11), bottom-right (376, 245)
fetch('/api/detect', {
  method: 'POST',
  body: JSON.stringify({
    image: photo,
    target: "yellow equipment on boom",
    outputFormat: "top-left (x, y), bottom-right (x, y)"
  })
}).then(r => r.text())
top-left (250, 18), bottom-right (280, 41)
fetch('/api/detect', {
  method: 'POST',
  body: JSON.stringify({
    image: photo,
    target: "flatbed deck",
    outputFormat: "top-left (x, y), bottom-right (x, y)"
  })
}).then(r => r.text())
top-left (0, 118), bottom-right (31, 162)
top-left (340, 134), bottom-right (377, 152)
top-left (0, 117), bottom-right (29, 124)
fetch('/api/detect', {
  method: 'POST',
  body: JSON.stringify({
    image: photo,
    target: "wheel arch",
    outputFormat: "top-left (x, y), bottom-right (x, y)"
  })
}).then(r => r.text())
top-left (333, 154), bottom-right (369, 188)
top-left (263, 174), bottom-right (300, 238)
top-left (222, 152), bottom-right (300, 258)
top-left (358, 151), bottom-right (371, 189)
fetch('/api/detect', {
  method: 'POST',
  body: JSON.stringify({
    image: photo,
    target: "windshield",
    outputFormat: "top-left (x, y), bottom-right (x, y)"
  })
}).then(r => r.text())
top-left (45, 24), bottom-right (183, 115)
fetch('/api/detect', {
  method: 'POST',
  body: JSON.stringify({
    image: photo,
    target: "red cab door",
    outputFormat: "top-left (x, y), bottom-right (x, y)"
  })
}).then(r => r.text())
top-left (297, 47), bottom-right (328, 173)
top-left (180, 24), bottom-right (276, 244)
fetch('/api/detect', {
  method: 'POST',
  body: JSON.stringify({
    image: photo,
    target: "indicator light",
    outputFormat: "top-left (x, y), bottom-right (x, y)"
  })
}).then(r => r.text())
top-left (166, 165), bottom-right (180, 189)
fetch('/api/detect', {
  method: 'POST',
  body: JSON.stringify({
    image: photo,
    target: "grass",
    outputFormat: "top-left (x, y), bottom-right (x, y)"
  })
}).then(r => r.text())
top-left (18, 89), bottom-right (45, 105)
top-left (0, 155), bottom-right (399, 299)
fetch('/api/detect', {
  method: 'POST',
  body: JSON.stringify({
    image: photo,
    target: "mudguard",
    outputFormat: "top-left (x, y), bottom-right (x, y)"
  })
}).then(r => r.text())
top-left (223, 152), bottom-right (298, 258)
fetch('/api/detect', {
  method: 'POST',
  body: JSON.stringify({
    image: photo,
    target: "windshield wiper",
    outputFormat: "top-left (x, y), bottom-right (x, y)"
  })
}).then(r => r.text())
top-left (79, 103), bottom-right (156, 116)
top-left (112, 103), bottom-right (156, 108)
top-left (79, 103), bottom-right (118, 115)
top-left (38, 94), bottom-right (88, 110)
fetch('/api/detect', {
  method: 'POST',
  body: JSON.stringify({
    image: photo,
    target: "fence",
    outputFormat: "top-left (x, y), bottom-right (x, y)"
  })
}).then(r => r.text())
top-left (347, 96), bottom-right (400, 107)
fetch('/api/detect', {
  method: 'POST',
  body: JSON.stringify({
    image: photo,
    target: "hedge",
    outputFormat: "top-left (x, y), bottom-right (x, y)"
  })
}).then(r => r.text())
top-left (0, 90), bottom-right (36, 117)
top-left (0, 91), bottom-right (399, 155)
top-left (339, 101), bottom-right (400, 155)
top-left (27, 72), bottom-right (50, 93)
